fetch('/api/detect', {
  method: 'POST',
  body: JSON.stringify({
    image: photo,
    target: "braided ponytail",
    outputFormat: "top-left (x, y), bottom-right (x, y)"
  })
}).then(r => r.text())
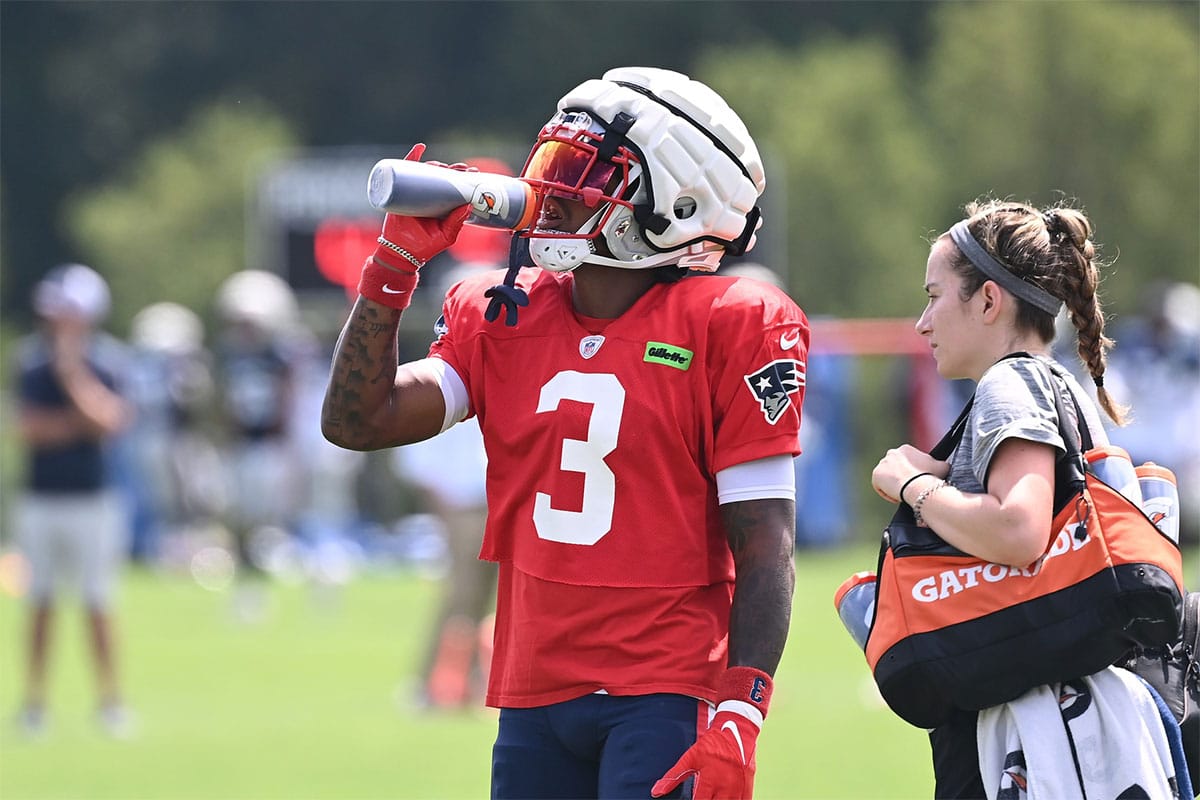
top-left (947, 198), bottom-right (1129, 426)
top-left (1043, 207), bottom-right (1128, 425)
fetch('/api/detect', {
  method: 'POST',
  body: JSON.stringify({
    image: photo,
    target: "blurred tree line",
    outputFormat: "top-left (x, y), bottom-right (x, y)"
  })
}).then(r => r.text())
top-left (2, 1), bottom-right (1195, 335)
top-left (708, 1), bottom-right (1199, 317)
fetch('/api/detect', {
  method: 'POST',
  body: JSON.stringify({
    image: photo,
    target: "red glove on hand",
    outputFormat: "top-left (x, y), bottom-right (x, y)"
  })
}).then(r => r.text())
top-left (358, 144), bottom-right (470, 311)
top-left (651, 667), bottom-right (773, 800)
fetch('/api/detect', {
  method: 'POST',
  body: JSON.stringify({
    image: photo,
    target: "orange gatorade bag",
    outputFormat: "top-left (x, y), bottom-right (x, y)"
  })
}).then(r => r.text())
top-left (864, 359), bottom-right (1184, 729)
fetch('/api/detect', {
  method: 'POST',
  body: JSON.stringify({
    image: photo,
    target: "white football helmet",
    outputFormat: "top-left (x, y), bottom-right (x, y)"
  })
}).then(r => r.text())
top-left (215, 270), bottom-right (299, 333)
top-left (519, 67), bottom-right (765, 273)
top-left (131, 301), bottom-right (205, 354)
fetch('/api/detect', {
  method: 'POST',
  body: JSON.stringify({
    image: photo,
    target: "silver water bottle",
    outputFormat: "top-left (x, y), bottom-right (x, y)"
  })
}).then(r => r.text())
top-left (834, 571), bottom-right (877, 651)
top-left (367, 158), bottom-right (536, 230)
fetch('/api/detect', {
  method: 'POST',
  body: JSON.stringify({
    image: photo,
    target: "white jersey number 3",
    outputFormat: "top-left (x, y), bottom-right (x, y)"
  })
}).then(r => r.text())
top-left (533, 371), bottom-right (625, 545)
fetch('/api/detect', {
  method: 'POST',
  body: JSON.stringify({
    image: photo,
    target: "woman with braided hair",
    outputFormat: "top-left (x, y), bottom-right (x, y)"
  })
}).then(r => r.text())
top-left (967, 202), bottom-right (1125, 424)
top-left (871, 199), bottom-right (1184, 798)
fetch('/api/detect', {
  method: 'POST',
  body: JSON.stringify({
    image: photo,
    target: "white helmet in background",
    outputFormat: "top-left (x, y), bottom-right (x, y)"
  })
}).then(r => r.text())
top-left (131, 301), bottom-right (205, 354)
top-left (215, 270), bottom-right (298, 333)
top-left (33, 263), bottom-right (111, 323)
top-left (519, 66), bottom-right (765, 273)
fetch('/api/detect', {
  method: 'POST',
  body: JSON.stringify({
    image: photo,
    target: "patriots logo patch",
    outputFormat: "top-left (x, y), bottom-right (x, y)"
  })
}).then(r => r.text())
top-left (433, 314), bottom-right (449, 340)
top-left (744, 359), bottom-right (805, 424)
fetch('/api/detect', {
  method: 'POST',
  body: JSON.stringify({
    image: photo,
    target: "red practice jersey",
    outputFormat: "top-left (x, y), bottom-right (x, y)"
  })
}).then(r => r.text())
top-left (428, 268), bottom-right (808, 708)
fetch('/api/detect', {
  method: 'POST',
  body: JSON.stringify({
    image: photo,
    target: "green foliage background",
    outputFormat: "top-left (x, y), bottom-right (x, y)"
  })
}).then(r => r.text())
top-left (1, 1), bottom-right (1196, 335)
top-left (66, 101), bottom-right (298, 328)
top-left (704, 2), bottom-right (1199, 317)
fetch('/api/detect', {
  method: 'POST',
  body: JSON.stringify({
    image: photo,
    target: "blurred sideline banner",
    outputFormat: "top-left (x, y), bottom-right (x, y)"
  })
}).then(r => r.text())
top-left (797, 319), bottom-right (949, 548)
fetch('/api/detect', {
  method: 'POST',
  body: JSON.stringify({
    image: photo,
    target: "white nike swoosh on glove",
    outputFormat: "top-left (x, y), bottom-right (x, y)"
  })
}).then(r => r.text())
top-left (721, 720), bottom-right (746, 764)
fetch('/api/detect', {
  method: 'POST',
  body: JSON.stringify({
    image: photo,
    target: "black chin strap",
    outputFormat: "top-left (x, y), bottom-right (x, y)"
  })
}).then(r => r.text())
top-left (727, 206), bottom-right (762, 256)
top-left (484, 234), bottom-right (531, 327)
top-left (596, 111), bottom-right (634, 160)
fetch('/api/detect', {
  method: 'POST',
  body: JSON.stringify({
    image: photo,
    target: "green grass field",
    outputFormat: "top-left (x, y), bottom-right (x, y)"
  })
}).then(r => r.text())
top-left (0, 541), bottom-right (939, 799)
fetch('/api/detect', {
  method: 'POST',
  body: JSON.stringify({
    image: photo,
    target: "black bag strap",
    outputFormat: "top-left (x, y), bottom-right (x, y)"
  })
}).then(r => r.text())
top-left (1035, 357), bottom-right (1094, 454)
top-left (928, 394), bottom-right (974, 462)
top-left (881, 396), bottom-right (972, 541)
top-left (1186, 591), bottom-right (1200, 663)
top-left (875, 394), bottom-right (973, 608)
top-left (907, 353), bottom-right (1088, 519)
top-left (1013, 354), bottom-right (1091, 511)
top-left (924, 354), bottom-right (1089, 464)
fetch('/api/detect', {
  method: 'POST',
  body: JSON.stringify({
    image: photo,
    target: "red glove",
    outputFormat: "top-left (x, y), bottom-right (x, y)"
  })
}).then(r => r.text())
top-left (652, 667), bottom-right (773, 800)
top-left (358, 144), bottom-right (470, 311)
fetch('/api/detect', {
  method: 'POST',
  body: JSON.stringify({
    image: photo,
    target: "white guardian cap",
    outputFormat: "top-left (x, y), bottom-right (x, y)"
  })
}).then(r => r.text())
top-left (519, 67), bottom-right (765, 273)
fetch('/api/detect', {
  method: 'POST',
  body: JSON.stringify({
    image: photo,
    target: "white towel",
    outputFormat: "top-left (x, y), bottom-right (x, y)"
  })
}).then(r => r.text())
top-left (977, 666), bottom-right (1178, 799)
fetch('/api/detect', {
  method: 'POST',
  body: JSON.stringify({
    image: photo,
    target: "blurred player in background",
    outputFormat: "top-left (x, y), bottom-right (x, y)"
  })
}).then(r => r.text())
top-left (124, 301), bottom-right (225, 562)
top-left (322, 67), bottom-right (807, 798)
top-left (213, 270), bottom-right (306, 619)
top-left (1104, 280), bottom-right (1200, 545)
top-left (393, 411), bottom-right (493, 709)
top-left (13, 264), bottom-right (136, 738)
top-left (396, 202), bottom-right (510, 711)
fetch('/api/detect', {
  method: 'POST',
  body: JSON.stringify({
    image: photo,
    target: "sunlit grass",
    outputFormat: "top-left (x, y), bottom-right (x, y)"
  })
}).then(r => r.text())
top-left (0, 542), bottom-right (937, 799)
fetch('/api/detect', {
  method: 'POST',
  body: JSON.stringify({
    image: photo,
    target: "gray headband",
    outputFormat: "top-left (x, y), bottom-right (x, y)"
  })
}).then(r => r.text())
top-left (948, 220), bottom-right (1063, 316)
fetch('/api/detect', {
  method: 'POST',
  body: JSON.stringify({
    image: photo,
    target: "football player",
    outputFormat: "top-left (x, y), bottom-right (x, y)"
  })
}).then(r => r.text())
top-left (213, 270), bottom-right (306, 617)
top-left (322, 67), bottom-right (809, 799)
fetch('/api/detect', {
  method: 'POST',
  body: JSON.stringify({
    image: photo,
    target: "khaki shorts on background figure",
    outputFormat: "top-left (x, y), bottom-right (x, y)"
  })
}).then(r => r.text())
top-left (16, 489), bottom-right (128, 608)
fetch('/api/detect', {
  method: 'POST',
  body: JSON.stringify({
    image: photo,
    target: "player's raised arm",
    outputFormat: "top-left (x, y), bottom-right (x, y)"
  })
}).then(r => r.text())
top-left (321, 146), bottom-right (469, 451)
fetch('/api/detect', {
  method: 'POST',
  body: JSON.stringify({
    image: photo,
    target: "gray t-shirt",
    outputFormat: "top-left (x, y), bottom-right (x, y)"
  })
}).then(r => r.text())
top-left (947, 355), bottom-right (1108, 495)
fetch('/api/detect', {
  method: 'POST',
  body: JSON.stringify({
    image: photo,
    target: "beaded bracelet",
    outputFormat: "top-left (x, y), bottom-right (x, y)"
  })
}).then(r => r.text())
top-left (899, 472), bottom-right (934, 506)
top-left (913, 480), bottom-right (947, 527)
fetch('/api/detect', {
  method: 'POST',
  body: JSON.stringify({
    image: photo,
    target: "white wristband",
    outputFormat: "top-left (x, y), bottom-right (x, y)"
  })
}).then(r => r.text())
top-left (716, 699), bottom-right (763, 729)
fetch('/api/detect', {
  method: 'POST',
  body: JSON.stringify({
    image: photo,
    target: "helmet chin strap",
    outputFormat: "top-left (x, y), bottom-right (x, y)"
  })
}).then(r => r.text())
top-left (528, 205), bottom-right (608, 272)
top-left (491, 212), bottom-right (725, 327)
top-left (529, 203), bottom-right (689, 272)
top-left (529, 237), bottom-right (718, 272)
top-left (484, 234), bottom-right (532, 327)
top-left (580, 250), bottom-right (692, 270)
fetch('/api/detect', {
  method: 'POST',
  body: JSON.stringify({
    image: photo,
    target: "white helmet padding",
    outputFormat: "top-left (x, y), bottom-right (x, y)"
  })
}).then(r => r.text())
top-left (566, 67), bottom-right (764, 249)
top-left (523, 67), bottom-right (765, 273)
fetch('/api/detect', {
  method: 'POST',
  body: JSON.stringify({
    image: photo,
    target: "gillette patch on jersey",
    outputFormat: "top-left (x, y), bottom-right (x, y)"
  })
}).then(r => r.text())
top-left (744, 359), bottom-right (806, 424)
top-left (643, 342), bottom-right (693, 371)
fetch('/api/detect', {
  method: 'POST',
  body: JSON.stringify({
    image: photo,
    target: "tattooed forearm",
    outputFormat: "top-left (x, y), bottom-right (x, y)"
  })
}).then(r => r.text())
top-left (721, 497), bottom-right (796, 674)
top-left (321, 298), bottom-right (403, 450)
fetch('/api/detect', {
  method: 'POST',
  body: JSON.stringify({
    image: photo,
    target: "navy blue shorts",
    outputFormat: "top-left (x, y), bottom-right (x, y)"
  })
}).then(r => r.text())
top-left (491, 693), bottom-right (703, 799)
